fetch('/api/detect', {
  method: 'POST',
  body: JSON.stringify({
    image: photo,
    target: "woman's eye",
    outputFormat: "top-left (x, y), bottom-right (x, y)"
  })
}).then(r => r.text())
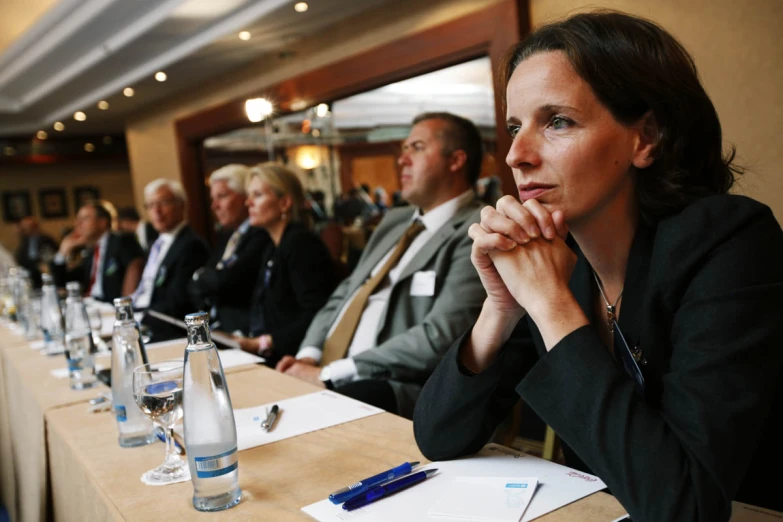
top-left (507, 125), bottom-right (520, 138)
top-left (550, 116), bottom-right (570, 130)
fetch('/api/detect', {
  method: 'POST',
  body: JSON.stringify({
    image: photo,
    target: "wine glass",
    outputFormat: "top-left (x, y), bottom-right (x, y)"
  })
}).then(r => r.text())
top-left (133, 360), bottom-right (188, 484)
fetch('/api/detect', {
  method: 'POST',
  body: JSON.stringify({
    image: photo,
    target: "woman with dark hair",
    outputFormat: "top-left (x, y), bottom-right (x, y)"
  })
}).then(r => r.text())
top-left (236, 162), bottom-right (337, 367)
top-left (413, 11), bottom-right (783, 521)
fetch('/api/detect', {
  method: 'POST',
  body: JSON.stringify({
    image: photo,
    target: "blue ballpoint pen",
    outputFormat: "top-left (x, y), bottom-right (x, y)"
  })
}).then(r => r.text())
top-left (342, 469), bottom-right (438, 511)
top-left (329, 461), bottom-right (421, 504)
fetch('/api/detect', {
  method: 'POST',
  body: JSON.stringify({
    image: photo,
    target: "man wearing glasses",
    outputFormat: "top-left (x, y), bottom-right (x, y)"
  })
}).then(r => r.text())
top-left (133, 178), bottom-right (209, 341)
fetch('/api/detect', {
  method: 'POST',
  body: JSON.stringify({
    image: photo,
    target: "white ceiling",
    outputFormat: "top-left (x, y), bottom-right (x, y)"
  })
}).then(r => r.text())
top-left (0, 0), bottom-right (393, 137)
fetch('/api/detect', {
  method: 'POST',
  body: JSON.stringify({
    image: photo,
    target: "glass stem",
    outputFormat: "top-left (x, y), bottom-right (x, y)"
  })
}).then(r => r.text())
top-left (164, 426), bottom-right (179, 465)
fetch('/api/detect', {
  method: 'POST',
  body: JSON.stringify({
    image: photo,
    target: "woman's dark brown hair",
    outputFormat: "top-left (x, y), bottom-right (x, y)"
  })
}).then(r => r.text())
top-left (500, 11), bottom-right (741, 220)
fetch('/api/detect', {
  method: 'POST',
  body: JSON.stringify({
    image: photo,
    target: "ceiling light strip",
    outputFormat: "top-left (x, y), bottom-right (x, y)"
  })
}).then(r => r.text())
top-left (0, 0), bottom-right (117, 91)
top-left (13, 0), bottom-right (187, 110)
top-left (38, 0), bottom-right (291, 129)
top-left (0, 0), bottom-right (85, 73)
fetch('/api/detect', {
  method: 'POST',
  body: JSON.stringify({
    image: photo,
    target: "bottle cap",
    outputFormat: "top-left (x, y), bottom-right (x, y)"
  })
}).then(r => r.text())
top-left (185, 311), bottom-right (209, 326)
top-left (113, 296), bottom-right (133, 307)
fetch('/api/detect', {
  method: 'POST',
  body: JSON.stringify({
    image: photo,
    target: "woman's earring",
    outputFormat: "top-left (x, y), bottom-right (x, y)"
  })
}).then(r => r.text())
top-left (281, 212), bottom-right (288, 221)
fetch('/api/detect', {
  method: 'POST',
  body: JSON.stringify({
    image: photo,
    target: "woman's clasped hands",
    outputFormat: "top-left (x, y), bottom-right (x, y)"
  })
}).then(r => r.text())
top-left (469, 196), bottom-right (576, 324)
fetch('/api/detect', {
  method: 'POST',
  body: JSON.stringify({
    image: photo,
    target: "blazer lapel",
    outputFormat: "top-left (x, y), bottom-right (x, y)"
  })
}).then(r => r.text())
top-left (397, 200), bottom-right (481, 282)
top-left (349, 212), bottom-right (414, 291)
top-left (154, 227), bottom-right (188, 288)
top-left (82, 246), bottom-right (94, 288)
top-left (617, 221), bottom-right (655, 360)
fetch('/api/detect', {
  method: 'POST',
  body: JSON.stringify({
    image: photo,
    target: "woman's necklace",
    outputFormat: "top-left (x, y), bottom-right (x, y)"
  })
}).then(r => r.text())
top-left (592, 269), bottom-right (623, 335)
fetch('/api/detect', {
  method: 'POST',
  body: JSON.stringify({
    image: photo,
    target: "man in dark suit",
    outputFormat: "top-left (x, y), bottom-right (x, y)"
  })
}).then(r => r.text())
top-left (15, 216), bottom-right (57, 287)
top-left (188, 164), bottom-right (269, 334)
top-left (50, 202), bottom-right (144, 301)
top-left (133, 179), bottom-right (209, 341)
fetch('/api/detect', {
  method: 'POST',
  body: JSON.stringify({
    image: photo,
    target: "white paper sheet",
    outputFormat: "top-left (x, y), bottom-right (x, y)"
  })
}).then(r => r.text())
top-left (144, 338), bottom-right (187, 351)
top-left (215, 348), bottom-right (265, 370)
top-left (49, 345), bottom-right (259, 378)
top-left (302, 444), bottom-right (606, 522)
top-left (51, 364), bottom-right (105, 379)
top-left (234, 390), bottom-right (384, 451)
top-left (428, 476), bottom-right (538, 522)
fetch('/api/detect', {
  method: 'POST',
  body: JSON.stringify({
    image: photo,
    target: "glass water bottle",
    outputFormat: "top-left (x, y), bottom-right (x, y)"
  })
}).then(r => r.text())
top-left (111, 297), bottom-right (156, 448)
top-left (40, 274), bottom-right (64, 354)
top-left (183, 312), bottom-right (241, 512)
top-left (63, 282), bottom-right (98, 390)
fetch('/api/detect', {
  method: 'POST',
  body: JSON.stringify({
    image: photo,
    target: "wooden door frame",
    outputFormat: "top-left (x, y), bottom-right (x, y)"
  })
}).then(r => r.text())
top-left (175, 0), bottom-right (529, 237)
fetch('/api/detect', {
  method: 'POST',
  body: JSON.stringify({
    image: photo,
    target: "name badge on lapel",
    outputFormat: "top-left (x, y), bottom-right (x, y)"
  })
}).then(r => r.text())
top-left (155, 266), bottom-right (167, 287)
top-left (410, 270), bottom-right (436, 297)
top-left (104, 258), bottom-right (119, 276)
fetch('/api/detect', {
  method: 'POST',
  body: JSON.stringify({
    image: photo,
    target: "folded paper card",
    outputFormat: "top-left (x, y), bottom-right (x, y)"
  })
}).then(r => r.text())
top-left (428, 476), bottom-right (538, 522)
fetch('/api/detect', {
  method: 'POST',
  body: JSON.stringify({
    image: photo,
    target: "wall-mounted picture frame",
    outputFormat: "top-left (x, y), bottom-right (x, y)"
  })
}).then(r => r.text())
top-left (73, 186), bottom-right (101, 210)
top-left (2, 190), bottom-right (32, 223)
top-left (38, 188), bottom-right (69, 219)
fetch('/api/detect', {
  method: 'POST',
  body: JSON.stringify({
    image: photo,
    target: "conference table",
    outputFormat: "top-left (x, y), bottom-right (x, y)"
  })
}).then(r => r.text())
top-left (0, 321), bottom-right (627, 521)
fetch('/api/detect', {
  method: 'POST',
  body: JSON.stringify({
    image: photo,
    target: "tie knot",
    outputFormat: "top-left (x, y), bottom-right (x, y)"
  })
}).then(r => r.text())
top-left (405, 220), bottom-right (425, 239)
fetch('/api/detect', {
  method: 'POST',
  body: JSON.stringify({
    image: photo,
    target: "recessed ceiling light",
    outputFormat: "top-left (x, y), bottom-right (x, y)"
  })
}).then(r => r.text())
top-left (74, 111), bottom-right (86, 121)
top-left (294, 2), bottom-right (308, 13)
top-left (123, 87), bottom-right (135, 97)
top-left (84, 143), bottom-right (95, 152)
top-left (53, 122), bottom-right (65, 131)
top-left (36, 130), bottom-right (48, 140)
top-left (98, 100), bottom-right (109, 110)
top-left (155, 71), bottom-right (167, 82)
top-left (103, 136), bottom-right (113, 145)
top-left (238, 31), bottom-right (251, 41)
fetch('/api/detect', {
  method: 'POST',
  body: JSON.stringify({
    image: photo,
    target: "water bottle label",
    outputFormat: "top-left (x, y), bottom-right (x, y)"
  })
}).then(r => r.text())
top-left (115, 405), bottom-right (127, 422)
top-left (194, 447), bottom-right (238, 478)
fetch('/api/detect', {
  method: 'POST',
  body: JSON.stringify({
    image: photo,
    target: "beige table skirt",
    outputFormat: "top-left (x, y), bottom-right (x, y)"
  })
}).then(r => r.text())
top-left (45, 366), bottom-right (626, 522)
top-left (0, 324), bottom-right (262, 522)
top-left (0, 326), bottom-right (29, 522)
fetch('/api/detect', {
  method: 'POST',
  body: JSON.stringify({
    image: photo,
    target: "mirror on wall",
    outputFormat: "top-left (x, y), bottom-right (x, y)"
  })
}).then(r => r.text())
top-left (201, 55), bottom-right (500, 223)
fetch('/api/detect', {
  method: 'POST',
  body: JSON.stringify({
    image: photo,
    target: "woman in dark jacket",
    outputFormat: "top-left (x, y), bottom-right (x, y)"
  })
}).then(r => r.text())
top-left (237, 162), bottom-right (336, 366)
top-left (413, 11), bottom-right (783, 522)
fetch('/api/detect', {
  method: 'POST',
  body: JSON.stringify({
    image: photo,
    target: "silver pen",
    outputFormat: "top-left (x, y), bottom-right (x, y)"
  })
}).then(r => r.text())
top-left (261, 404), bottom-right (279, 432)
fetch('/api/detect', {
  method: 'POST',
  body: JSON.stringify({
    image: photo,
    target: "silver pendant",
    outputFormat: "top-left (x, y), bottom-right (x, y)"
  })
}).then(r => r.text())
top-left (631, 346), bottom-right (647, 366)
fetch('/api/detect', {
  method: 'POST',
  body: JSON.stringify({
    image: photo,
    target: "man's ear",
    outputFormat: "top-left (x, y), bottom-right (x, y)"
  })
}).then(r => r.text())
top-left (449, 149), bottom-right (468, 173)
top-left (631, 110), bottom-right (659, 170)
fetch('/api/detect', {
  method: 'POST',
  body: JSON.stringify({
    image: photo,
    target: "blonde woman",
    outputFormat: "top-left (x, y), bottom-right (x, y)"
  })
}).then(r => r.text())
top-left (236, 163), bottom-right (337, 365)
